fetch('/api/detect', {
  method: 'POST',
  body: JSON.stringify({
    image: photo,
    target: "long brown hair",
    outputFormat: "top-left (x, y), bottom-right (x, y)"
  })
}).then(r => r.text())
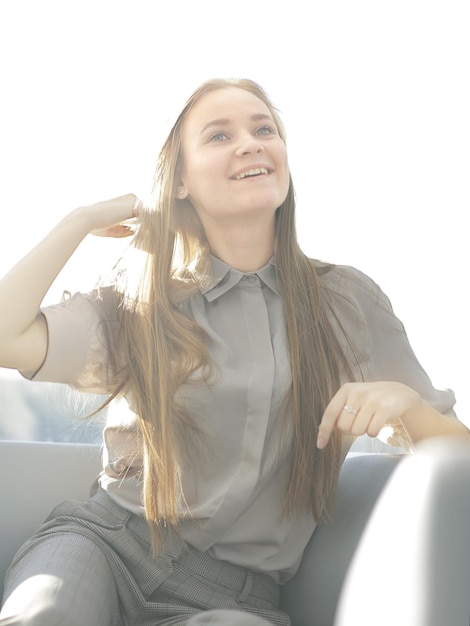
top-left (114, 78), bottom-right (356, 550)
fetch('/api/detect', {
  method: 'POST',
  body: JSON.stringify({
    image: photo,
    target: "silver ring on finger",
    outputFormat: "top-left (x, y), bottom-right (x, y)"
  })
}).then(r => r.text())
top-left (343, 404), bottom-right (357, 415)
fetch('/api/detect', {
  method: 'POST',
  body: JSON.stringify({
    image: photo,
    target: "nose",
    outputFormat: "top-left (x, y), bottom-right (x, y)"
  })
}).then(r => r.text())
top-left (235, 132), bottom-right (264, 156)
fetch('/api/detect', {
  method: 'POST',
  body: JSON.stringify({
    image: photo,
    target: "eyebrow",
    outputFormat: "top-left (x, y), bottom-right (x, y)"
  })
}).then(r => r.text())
top-left (200, 113), bottom-right (273, 135)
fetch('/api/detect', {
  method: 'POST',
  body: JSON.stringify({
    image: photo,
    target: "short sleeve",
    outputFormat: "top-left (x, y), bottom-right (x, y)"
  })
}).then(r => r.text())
top-left (365, 276), bottom-right (456, 416)
top-left (23, 288), bottom-right (124, 394)
top-left (322, 265), bottom-right (457, 417)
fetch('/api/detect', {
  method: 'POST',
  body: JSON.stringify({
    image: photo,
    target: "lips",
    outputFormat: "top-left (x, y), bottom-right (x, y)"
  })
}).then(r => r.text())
top-left (231, 166), bottom-right (271, 180)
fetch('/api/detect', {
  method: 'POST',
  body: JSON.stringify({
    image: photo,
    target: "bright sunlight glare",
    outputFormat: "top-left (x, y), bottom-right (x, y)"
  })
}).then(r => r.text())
top-left (0, 0), bottom-right (469, 423)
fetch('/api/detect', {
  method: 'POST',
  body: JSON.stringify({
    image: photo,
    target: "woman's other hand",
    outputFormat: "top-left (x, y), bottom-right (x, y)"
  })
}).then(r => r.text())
top-left (316, 381), bottom-right (422, 449)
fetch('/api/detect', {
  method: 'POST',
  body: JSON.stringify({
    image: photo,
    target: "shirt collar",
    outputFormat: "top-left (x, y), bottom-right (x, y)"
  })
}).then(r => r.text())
top-left (200, 256), bottom-right (281, 302)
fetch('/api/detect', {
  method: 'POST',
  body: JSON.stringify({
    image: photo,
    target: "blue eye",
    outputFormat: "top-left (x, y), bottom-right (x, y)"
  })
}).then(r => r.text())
top-left (209, 131), bottom-right (229, 142)
top-left (256, 125), bottom-right (274, 136)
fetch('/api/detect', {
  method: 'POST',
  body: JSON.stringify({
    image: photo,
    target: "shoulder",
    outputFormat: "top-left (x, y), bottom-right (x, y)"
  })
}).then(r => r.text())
top-left (310, 260), bottom-right (384, 313)
top-left (40, 285), bottom-right (123, 357)
top-left (46, 285), bottom-right (122, 320)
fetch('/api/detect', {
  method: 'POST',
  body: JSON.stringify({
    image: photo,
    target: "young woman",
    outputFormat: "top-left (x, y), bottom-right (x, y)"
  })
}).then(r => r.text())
top-left (0, 78), bottom-right (467, 626)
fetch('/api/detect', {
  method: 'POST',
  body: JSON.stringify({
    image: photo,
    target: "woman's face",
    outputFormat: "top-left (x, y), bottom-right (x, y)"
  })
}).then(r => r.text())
top-left (179, 87), bottom-right (290, 228)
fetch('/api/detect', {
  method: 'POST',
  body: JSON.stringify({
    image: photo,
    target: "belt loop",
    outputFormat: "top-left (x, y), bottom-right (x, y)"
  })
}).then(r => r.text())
top-left (238, 570), bottom-right (254, 602)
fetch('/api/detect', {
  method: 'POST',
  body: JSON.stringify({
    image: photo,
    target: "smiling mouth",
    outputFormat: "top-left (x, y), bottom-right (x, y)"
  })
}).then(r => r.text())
top-left (233, 167), bottom-right (270, 180)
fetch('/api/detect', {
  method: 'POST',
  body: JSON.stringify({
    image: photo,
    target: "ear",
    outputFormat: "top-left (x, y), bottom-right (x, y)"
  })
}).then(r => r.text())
top-left (175, 184), bottom-right (188, 199)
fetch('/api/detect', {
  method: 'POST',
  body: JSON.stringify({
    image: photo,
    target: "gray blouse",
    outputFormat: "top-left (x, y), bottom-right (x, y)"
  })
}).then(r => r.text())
top-left (29, 257), bottom-right (456, 582)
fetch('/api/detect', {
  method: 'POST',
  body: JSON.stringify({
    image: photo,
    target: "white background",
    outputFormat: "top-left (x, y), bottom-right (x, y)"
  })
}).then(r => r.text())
top-left (1, 0), bottom-right (468, 423)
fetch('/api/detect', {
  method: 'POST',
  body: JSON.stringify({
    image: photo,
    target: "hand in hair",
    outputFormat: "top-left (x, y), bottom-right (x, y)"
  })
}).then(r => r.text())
top-left (0, 192), bottom-right (141, 374)
top-left (316, 381), bottom-right (467, 449)
top-left (87, 193), bottom-right (141, 238)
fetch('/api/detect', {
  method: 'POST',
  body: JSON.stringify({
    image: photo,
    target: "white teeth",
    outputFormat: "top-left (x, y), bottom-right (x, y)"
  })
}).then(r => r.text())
top-left (235, 167), bottom-right (269, 180)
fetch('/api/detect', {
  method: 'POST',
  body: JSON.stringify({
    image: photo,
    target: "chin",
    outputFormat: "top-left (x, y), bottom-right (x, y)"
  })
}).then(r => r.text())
top-left (242, 191), bottom-right (285, 211)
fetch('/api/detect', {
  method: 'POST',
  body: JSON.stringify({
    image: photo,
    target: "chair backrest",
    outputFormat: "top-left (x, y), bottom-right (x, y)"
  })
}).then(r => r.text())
top-left (281, 453), bottom-right (402, 626)
top-left (0, 440), bottom-right (402, 625)
top-left (0, 440), bottom-right (102, 600)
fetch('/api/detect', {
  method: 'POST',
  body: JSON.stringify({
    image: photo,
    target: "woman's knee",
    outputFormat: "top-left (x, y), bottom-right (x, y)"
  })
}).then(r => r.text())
top-left (1, 532), bottom-right (116, 626)
top-left (187, 609), bottom-right (275, 625)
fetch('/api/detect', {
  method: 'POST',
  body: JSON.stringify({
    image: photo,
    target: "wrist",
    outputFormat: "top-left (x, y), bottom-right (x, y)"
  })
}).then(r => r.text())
top-left (395, 387), bottom-right (427, 445)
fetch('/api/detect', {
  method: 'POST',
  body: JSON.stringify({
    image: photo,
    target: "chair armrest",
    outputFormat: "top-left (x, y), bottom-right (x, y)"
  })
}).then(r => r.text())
top-left (0, 440), bottom-right (102, 599)
top-left (281, 453), bottom-right (403, 626)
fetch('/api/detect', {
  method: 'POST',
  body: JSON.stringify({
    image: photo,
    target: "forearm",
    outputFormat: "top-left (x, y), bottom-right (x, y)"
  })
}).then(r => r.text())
top-left (0, 194), bottom-right (138, 372)
top-left (0, 208), bottom-right (91, 369)
top-left (399, 395), bottom-right (470, 447)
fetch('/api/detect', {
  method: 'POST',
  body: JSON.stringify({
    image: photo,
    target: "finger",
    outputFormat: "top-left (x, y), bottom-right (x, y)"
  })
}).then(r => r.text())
top-left (93, 224), bottom-right (136, 239)
top-left (347, 407), bottom-right (389, 439)
top-left (366, 411), bottom-right (388, 438)
top-left (338, 409), bottom-right (372, 438)
top-left (317, 392), bottom-right (349, 449)
top-left (336, 408), bottom-right (360, 433)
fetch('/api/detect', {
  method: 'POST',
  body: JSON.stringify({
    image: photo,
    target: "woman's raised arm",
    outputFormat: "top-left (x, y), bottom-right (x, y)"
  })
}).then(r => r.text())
top-left (0, 193), bottom-right (139, 374)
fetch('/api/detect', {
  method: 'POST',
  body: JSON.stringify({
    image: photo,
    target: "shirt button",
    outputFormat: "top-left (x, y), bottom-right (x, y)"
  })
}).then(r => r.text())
top-left (247, 275), bottom-right (257, 283)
